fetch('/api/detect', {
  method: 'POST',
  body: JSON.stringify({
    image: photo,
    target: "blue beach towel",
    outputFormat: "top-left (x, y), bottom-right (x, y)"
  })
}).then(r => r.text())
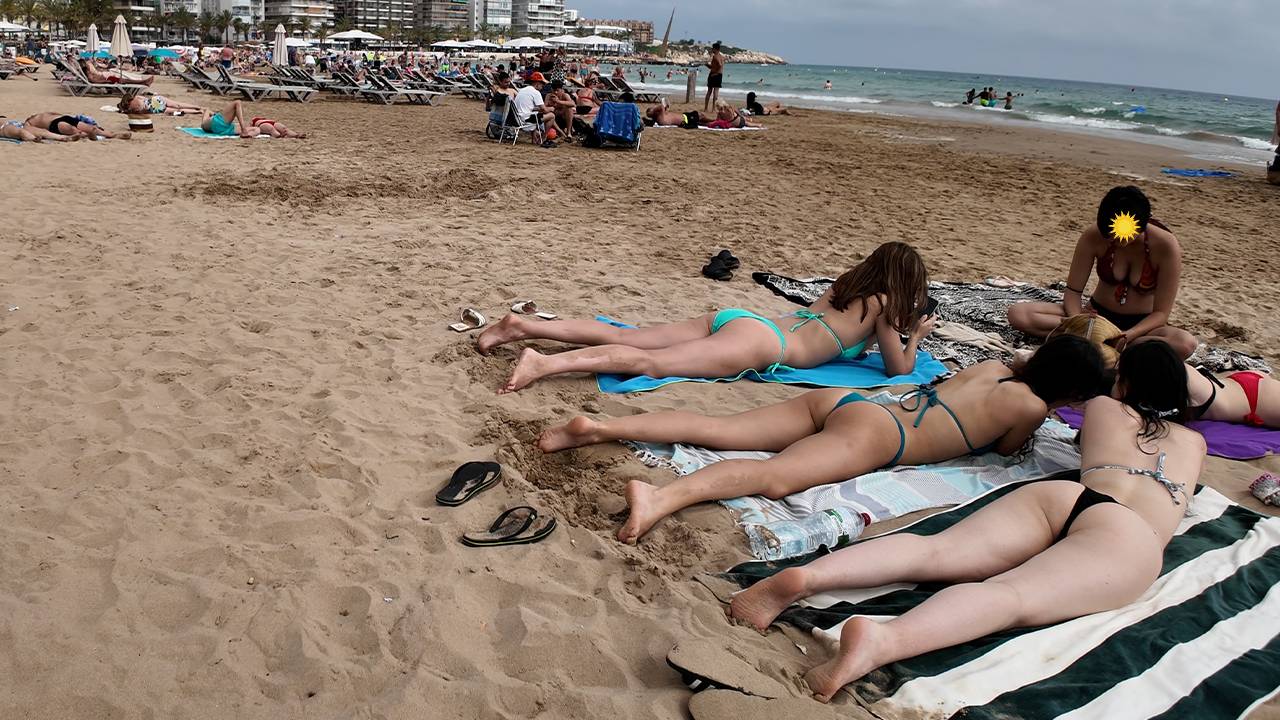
top-left (592, 316), bottom-right (947, 393)
top-left (1161, 168), bottom-right (1235, 178)
top-left (593, 101), bottom-right (642, 144)
top-left (178, 127), bottom-right (269, 139)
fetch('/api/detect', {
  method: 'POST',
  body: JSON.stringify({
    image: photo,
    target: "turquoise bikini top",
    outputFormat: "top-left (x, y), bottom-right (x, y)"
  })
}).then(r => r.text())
top-left (790, 310), bottom-right (868, 360)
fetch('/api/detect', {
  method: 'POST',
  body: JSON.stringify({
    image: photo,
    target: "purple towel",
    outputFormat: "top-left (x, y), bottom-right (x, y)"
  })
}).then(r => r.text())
top-left (1056, 406), bottom-right (1280, 460)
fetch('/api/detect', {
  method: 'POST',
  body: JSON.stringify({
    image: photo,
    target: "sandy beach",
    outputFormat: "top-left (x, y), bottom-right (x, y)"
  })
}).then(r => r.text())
top-left (2, 73), bottom-right (1279, 719)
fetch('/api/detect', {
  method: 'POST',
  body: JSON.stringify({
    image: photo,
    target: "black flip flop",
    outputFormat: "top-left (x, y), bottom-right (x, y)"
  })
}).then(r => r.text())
top-left (460, 506), bottom-right (558, 547)
top-left (435, 461), bottom-right (502, 506)
top-left (714, 249), bottom-right (740, 270)
top-left (701, 258), bottom-right (733, 282)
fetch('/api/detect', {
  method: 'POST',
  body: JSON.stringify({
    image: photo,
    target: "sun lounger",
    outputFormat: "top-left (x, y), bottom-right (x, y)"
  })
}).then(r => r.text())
top-left (215, 65), bottom-right (315, 102)
top-left (606, 77), bottom-right (663, 104)
top-left (363, 74), bottom-right (443, 105)
top-left (170, 62), bottom-right (215, 91)
top-left (0, 68), bottom-right (11, 80)
top-left (56, 59), bottom-right (148, 97)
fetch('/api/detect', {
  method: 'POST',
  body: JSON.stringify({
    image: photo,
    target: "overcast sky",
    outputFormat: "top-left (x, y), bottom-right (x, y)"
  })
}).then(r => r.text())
top-left (572, 0), bottom-right (1273, 98)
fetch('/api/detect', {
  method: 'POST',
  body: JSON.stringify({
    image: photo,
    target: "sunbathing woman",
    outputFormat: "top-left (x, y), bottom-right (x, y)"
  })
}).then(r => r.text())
top-left (79, 58), bottom-right (154, 87)
top-left (1007, 186), bottom-right (1197, 358)
top-left (706, 102), bottom-right (763, 129)
top-left (727, 339), bottom-right (1204, 702)
top-left (745, 91), bottom-right (791, 116)
top-left (1, 116), bottom-right (81, 142)
top-left (539, 335), bottom-right (1110, 543)
top-left (25, 112), bottom-right (130, 139)
top-left (117, 94), bottom-right (207, 115)
top-left (481, 242), bottom-right (934, 393)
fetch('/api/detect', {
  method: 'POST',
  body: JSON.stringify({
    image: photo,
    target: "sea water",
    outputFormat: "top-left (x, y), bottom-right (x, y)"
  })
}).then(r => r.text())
top-left (629, 63), bottom-right (1277, 165)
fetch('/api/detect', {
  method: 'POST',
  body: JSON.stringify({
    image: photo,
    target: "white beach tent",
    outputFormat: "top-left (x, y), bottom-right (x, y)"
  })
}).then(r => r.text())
top-left (503, 36), bottom-right (550, 50)
top-left (283, 37), bottom-right (312, 47)
top-left (464, 39), bottom-right (499, 48)
top-left (329, 29), bottom-right (383, 41)
top-left (545, 34), bottom-right (591, 47)
top-left (109, 15), bottom-right (131, 58)
top-left (0, 20), bottom-right (31, 33)
top-left (431, 40), bottom-right (468, 49)
top-left (272, 24), bottom-right (286, 66)
top-left (580, 34), bottom-right (625, 50)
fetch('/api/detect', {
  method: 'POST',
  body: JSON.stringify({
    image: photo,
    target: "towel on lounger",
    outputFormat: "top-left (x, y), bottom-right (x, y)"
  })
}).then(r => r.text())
top-left (592, 316), bottom-right (947, 393)
top-left (1057, 405), bottom-right (1280, 460)
top-left (710, 482), bottom-right (1280, 720)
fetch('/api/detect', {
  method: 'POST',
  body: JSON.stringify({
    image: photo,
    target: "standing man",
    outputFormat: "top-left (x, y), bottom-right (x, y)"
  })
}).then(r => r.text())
top-left (1268, 101), bottom-right (1280, 185)
top-left (704, 40), bottom-right (724, 112)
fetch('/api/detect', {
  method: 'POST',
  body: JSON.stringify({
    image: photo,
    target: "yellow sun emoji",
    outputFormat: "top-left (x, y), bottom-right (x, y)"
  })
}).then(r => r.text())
top-left (1109, 211), bottom-right (1142, 244)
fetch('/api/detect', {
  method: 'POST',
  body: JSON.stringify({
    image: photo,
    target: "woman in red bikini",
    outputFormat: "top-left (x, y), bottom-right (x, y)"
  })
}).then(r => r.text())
top-left (1008, 186), bottom-right (1198, 358)
top-left (1184, 363), bottom-right (1276, 428)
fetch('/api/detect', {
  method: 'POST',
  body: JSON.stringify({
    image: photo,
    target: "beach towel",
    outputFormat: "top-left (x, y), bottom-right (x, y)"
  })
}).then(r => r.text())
top-left (178, 127), bottom-right (269, 139)
top-left (592, 316), bottom-right (947, 393)
top-left (1162, 168), bottom-right (1235, 178)
top-left (712, 483), bottom-right (1280, 720)
top-left (652, 124), bottom-right (766, 131)
top-left (626, 404), bottom-right (1081, 558)
top-left (751, 273), bottom-right (1272, 374)
top-left (593, 101), bottom-right (641, 144)
top-left (1056, 406), bottom-right (1280, 461)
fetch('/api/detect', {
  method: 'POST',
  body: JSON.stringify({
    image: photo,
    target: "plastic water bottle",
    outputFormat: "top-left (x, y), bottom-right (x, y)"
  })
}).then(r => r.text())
top-left (746, 509), bottom-right (871, 561)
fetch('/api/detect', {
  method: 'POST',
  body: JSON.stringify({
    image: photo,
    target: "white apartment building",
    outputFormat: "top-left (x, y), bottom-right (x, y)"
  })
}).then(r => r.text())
top-left (203, 0), bottom-right (265, 39)
top-left (335, 0), bottom-right (414, 33)
top-left (470, 0), bottom-right (511, 30)
top-left (263, 0), bottom-right (334, 33)
top-left (511, 0), bottom-right (562, 36)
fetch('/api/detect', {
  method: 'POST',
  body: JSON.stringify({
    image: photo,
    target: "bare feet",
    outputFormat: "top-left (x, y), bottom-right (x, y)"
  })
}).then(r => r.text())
top-left (804, 616), bottom-right (888, 703)
top-left (117, 131), bottom-right (132, 140)
top-left (498, 347), bottom-right (548, 394)
top-left (617, 480), bottom-right (664, 544)
top-left (728, 567), bottom-right (810, 633)
top-left (537, 416), bottom-right (603, 452)
top-left (477, 313), bottom-right (529, 354)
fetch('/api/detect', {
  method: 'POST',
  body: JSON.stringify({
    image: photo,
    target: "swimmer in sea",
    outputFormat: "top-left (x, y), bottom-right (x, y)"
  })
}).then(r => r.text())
top-left (823, 80), bottom-right (832, 90)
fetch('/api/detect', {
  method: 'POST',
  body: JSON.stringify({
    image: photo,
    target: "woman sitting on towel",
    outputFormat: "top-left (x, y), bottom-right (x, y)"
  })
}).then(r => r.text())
top-left (727, 339), bottom-right (1204, 703)
top-left (479, 242), bottom-right (935, 393)
top-left (1007, 186), bottom-right (1197, 358)
top-left (538, 335), bottom-right (1110, 544)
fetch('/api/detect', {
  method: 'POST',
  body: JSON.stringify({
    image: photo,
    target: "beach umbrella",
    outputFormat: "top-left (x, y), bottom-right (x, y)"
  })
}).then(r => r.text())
top-left (86, 24), bottom-right (98, 52)
top-left (464, 39), bottom-right (499, 48)
top-left (503, 36), bottom-right (550, 50)
top-left (80, 49), bottom-right (111, 59)
top-left (149, 48), bottom-right (179, 59)
top-left (64, 39), bottom-right (86, 46)
top-left (272, 23), bottom-right (286, 66)
top-left (545, 34), bottom-right (590, 46)
top-left (329, 29), bottom-right (383, 41)
top-left (283, 37), bottom-right (311, 47)
top-left (109, 15), bottom-right (131, 59)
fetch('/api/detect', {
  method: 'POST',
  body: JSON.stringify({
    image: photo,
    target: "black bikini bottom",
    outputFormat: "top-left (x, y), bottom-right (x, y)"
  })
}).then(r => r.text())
top-left (1058, 486), bottom-right (1120, 542)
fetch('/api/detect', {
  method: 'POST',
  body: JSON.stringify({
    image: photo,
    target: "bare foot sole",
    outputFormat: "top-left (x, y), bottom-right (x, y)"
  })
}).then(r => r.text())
top-left (537, 416), bottom-right (602, 453)
top-left (804, 616), bottom-right (887, 703)
top-left (498, 347), bottom-right (547, 394)
top-left (616, 480), bottom-right (663, 544)
top-left (728, 567), bottom-right (809, 633)
top-left (477, 313), bottom-right (528, 354)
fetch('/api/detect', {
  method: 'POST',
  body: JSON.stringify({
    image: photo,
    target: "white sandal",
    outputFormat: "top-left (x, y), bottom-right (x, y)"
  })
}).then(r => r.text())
top-left (510, 300), bottom-right (558, 321)
top-left (449, 307), bottom-right (487, 332)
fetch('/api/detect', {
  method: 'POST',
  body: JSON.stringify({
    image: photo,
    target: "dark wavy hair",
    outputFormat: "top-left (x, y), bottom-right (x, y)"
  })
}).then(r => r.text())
top-left (1016, 335), bottom-right (1111, 405)
top-left (1116, 340), bottom-right (1190, 443)
top-left (828, 242), bottom-right (928, 335)
top-left (1097, 186), bottom-right (1151, 238)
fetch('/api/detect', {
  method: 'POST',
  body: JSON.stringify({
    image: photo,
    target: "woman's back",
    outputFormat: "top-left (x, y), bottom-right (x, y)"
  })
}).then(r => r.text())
top-left (1079, 396), bottom-right (1205, 540)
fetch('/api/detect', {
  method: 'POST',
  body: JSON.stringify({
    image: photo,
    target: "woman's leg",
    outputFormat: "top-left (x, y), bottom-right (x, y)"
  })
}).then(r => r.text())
top-left (803, 499), bottom-right (1162, 702)
top-left (539, 388), bottom-right (847, 453)
top-left (499, 318), bottom-right (781, 394)
top-left (478, 313), bottom-right (713, 354)
top-left (24, 126), bottom-right (75, 142)
top-left (616, 400), bottom-right (904, 543)
top-left (270, 121), bottom-right (305, 139)
top-left (78, 122), bottom-right (129, 140)
top-left (1008, 301), bottom-right (1067, 336)
top-left (257, 122), bottom-right (283, 138)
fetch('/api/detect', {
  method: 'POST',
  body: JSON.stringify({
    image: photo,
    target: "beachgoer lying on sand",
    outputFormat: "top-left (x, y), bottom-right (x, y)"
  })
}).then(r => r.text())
top-left (79, 58), bottom-right (154, 87)
top-left (0, 116), bottom-right (81, 142)
top-left (644, 105), bottom-right (693, 127)
top-left (200, 100), bottom-right (258, 137)
top-left (248, 117), bottom-right (306, 139)
top-left (117, 94), bottom-right (206, 115)
top-left (745, 91), bottom-right (790, 116)
top-left (705, 102), bottom-right (762, 129)
top-left (25, 112), bottom-right (129, 139)
top-left (727, 340), bottom-right (1203, 703)
top-left (481, 242), bottom-right (934, 394)
top-left (1007, 185), bottom-right (1197, 358)
top-left (539, 335), bottom-right (1109, 543)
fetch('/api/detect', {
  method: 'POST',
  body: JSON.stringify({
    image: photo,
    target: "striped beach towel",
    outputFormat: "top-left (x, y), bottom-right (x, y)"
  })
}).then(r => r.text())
top-left (717, 482), bottom-right (1280, 719)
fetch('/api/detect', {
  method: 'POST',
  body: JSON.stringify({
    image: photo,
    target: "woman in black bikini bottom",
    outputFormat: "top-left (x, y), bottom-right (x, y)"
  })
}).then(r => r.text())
top-left (727, 339), bottom-right (1205, 703)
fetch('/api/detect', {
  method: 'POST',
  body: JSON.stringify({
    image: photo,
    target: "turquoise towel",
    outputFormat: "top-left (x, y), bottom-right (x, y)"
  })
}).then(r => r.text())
top-left (178, 127), bottom-right (268, 139)
top-left (593, 316), bottom-right (947, 393)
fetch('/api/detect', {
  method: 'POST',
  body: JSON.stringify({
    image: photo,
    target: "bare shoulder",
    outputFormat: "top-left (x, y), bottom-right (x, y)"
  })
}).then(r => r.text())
top-left (1147, 223), bottom-right (1181, 257)
top-left (995, 375), bottom-right (1047, 415)
top-left (1079, 224), bottom-right (1105, 250)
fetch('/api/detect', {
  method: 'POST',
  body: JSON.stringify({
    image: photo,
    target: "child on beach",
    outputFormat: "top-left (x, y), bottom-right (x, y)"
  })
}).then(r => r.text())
top-left (478, 241), bottom-right (935, 393)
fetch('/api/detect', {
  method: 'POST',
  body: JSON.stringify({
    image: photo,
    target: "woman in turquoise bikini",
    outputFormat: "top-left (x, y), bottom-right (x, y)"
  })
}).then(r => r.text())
top-left (539, 335), bottom-right (1110, 543)
top-left (481, 242), bottom-right (934, 394)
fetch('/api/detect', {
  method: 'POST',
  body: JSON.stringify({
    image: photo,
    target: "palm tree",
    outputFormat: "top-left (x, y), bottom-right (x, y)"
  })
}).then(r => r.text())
top-left (148, 9), bottom-right (165, 42)
top-left (231, 16), bottom-right (243, 42)
top-left (171, 7), bottom-right (194, 43)
top-left (0, 0), bottom-right (17, 23)
top-left (297, 15), bottom-right (311, 39)
top-left (196, 9), bottom-right (214, 43)
top-left (216, 9), bottom-right (230, 43)
top-left (16, 0), bottom-right (37, 28)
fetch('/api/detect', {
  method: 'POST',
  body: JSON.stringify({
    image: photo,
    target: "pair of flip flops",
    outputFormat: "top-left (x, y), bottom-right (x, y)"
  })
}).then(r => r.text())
top-left (702, 250), bottom-right (740, 281)
top-left (434, 462), bottom-right (557, 547)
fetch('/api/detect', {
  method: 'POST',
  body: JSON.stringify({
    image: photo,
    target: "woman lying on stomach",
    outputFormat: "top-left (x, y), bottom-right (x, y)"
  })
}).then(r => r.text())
top-left (480, 242), bottom-right (934, 393)
top-left (727, 339), bottom-right (1205, 702)
top-left (539, 334), bottom-right (1110, 543)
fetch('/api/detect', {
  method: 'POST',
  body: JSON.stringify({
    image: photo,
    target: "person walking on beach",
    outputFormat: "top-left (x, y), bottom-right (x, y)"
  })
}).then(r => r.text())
top-left (704, 41), bottom-right (725, 112)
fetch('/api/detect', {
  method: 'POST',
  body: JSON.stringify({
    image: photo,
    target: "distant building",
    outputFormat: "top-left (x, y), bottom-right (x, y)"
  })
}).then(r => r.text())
top-left (511, 0), bottom-right (563, 36)
top-left (577, 17), bottom-right (652, 43)
top-left (264, 0), bottom-right (334, 32)
top-left (335, 0), bottom-right (413, 33)
top-left (418, 0), bottom-right (471, 28)
top-left (203, 0), bottom-right (266, 40)
top-left (114, 0), bottom-right (161, 40)
top-left (470, 0), bottom-right (512, 30)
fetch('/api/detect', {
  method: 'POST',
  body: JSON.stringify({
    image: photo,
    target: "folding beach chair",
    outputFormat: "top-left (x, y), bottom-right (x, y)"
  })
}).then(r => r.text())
top-left (491, 101), bottom-right (540, 145)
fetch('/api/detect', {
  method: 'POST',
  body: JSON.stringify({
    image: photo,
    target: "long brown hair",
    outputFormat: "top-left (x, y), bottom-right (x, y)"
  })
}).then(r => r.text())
top-left (828, 241), bottom-right (928, 333)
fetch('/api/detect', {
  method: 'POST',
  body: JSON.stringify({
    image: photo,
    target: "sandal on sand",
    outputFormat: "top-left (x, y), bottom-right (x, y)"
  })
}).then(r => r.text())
top-left (702, 258), bottom-right (733, 282)
top-left (461, 506), bottom-right (557, 547)
top-left (435, 461), bottom-right (502, 506)
top-left (713, 249), bottom-right (740, 271)
top-left (510, 300), bottom-right (558, 321)
top-left (448, 308), bottom-right (487, 333)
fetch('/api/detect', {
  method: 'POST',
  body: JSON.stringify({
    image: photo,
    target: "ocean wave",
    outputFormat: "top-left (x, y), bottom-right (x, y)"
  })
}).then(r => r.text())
top-left (634, 81), bottom-right (882, 104)
top-left (1081, 107), bottom-right (1107, 115)
top-left (931, 101), bottom-right (960, 108)
top-left (1235, 135), bottom-right (1277, 151)
top-left (1027, 113), bottom-right (1143, 131)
